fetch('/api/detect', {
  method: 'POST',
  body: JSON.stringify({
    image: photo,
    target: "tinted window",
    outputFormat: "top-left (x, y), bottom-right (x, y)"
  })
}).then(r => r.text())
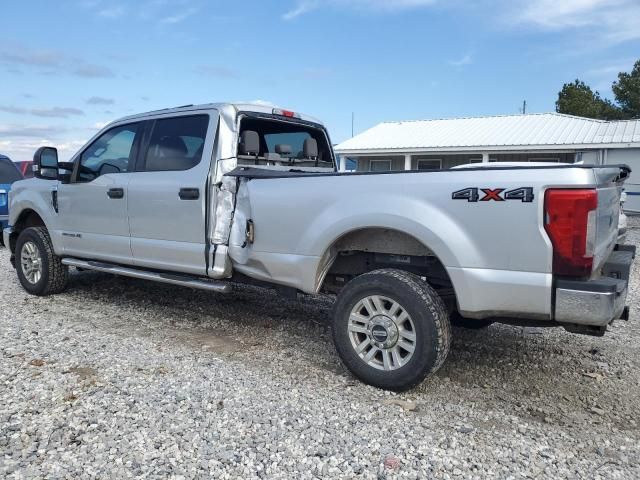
top-left (144, 115), bottom-right (209, 172)
top-left (0, 158), bottom-right (23, 183)
top-left (78, 123), bottom-right (141, 182)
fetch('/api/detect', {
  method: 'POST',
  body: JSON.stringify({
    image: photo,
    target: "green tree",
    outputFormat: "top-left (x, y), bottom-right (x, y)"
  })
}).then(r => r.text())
top-left (556, 80), bottom-right (624, 120)
top-left (612, 60), bottom-right (640, 118)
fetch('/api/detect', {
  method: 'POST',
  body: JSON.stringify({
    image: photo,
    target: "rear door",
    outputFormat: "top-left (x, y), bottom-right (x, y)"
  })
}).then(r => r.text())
top-left (127, 112), bottom-right (218, 275)
top-left (56, 122), bottom-right (143, 264)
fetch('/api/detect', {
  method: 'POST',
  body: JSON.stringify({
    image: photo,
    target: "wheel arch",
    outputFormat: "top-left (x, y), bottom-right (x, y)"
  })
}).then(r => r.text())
top-left (315, 226), bottom-right (456, 299)
top-left (8, 208), bottom-right (48, 253)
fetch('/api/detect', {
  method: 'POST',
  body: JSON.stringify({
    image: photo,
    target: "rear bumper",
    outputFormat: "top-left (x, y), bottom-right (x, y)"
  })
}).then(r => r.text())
top-left (554, 245), bottom-right (635, 326)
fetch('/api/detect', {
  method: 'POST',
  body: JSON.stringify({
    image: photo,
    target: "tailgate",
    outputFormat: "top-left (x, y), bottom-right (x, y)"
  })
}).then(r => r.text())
top-left (592, 167), bottom-right (628, 275)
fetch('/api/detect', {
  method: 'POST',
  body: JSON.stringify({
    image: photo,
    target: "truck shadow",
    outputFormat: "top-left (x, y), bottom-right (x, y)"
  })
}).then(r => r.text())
top-left (62, 269), bottom-right (636, 426)
top-left (65, 271), bottom-right (598, 363)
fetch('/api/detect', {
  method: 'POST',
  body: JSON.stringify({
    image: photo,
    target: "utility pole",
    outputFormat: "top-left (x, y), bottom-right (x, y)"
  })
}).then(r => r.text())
top-left (351, 112), bottom-right (354, 137)
top-left (522, 100), bottom-right (527, 114)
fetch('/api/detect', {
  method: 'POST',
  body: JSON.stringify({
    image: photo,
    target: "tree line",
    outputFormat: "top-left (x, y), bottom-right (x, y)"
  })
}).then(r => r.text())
top-left (556, 60), bottom-right (640, 120)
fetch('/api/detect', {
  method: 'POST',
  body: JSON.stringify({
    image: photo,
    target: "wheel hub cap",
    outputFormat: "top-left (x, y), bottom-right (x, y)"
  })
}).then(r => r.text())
top-left (369, 315), bottom-right (399, 348)
top-left (348, 294), bottom-right (417, 371)
top-left (20, 241), bottom-right (43, 285)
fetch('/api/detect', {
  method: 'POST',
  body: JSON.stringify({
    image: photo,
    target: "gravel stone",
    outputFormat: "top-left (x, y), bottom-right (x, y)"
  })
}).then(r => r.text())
top-left (1, 218), bottom-right (640, 478)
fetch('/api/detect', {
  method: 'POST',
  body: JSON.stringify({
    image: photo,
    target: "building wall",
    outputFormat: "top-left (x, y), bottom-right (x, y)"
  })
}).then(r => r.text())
top-left (577, 150), bottom-right (601, 164)
top-left (489, 152), bottom-right (575, 163)
top-left (607, 148), bottom-right (640, 213)
top-left (354, 151), bottom-right (576, 171)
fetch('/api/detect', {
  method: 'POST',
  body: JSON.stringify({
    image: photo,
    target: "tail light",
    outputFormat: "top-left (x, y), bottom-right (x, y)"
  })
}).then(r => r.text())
top-left (544, 189), bottom-right (597, 277)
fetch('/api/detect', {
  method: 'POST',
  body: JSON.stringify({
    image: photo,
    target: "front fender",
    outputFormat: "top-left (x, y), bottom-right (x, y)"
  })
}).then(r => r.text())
top-left (9, 179), bottom-right (61, 253)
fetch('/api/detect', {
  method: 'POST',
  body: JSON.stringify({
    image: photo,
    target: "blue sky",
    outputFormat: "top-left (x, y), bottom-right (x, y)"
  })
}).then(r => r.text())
top-left (1, 0), bottom-right (639, 160)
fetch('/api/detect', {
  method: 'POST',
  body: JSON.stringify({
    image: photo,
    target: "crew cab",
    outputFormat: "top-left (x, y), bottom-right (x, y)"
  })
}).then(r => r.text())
top-left (2, 103), bottom-right (635, 391)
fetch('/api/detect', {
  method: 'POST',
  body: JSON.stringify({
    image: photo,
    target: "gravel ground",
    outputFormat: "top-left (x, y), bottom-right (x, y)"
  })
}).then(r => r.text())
top-left (1, 219), bottom-right (640, 479)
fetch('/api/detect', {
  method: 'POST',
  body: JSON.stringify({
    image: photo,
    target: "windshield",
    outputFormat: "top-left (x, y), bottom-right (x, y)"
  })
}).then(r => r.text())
top-left (237, 115), bottom-right (334, 170)
top-left (0, 158), bottom-right (23, 183)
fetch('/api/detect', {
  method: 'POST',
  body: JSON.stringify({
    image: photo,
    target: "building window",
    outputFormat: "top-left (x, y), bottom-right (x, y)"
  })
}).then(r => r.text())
top-left (468, 158), bottom-right (482, 163)
top-left (345, 158), bottom-right (358, 171)
top-left (528, 157), bottom-right (560, 163)
top-left (370, 159), bottom-right (392, 172)
top-left (417, 159), bottom-right (442, 170)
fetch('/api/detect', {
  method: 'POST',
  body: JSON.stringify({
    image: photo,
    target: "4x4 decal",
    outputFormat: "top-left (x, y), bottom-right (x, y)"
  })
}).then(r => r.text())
top-left (452, 187), bottom-right (534, 203)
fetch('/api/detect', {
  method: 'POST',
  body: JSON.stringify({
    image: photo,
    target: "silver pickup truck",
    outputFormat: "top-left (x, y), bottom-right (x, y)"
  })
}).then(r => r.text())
top-left (2, 102), bottom-right (635, 391)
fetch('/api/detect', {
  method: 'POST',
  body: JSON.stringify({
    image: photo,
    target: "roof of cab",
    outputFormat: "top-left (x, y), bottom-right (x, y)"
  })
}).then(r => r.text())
top-left (113, 102), bottom-right (324, 127)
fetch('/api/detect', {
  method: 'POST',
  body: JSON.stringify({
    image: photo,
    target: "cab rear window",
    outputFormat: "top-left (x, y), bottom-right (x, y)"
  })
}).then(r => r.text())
top-left (237, 115), bottom-right (334, 169)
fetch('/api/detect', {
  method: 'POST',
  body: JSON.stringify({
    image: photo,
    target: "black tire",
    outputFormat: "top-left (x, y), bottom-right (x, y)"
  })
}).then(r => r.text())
top-left (15, 226), bottom-right (69, 296)
top-left (332, 269), bottom-right (451, 391)
top-left (450, 312), bottom-right (493, 329)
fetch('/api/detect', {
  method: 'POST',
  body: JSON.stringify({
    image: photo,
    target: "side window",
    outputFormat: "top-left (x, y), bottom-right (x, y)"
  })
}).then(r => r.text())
top-left (78, 123), bottom-right (140, 182)
top-left (370, 159), bottom-right (392, 172)
top-left (143, 115), bottom-right (209, 172)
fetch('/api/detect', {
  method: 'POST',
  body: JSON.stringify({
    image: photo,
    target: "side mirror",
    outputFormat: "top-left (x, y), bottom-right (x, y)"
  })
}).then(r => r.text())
top-left (33, 147), bottom-right (59, 180)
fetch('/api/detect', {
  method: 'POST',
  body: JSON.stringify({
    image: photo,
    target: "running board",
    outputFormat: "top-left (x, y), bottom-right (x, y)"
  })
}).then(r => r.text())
top-left (61, 258), bottom-right (231, 293)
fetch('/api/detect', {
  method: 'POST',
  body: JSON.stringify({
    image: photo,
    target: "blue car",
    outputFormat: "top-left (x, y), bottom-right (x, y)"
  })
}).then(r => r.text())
top-left (0, 154), bottom-right (23, 246)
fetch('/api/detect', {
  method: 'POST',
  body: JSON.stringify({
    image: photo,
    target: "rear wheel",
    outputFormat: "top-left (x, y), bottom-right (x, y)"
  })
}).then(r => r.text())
top-left (15, 227), bottom-right (69, 296)
top-left (332, 269), bottom-right (451, 391)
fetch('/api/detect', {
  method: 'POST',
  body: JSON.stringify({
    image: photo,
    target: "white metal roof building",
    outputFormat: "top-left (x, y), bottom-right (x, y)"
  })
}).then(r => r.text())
top-left (334, 112), bottom-right (640, 211)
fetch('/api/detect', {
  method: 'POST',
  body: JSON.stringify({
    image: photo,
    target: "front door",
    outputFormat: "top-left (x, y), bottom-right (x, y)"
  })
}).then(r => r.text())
top-left (127, 112), bottom-right (217, 275)
top-left (56, 122), bottom-right (143, 264)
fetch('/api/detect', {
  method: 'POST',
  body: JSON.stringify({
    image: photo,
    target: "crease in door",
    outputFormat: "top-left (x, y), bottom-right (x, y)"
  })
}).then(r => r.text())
top-left (125, 180), bottom-right (134, 258)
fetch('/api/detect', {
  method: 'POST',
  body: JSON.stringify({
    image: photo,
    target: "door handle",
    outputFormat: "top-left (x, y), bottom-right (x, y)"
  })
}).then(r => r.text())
top-left (179, 188), bottom-right (200, 200)
top-left (107, 188), bottom-right (124, 199)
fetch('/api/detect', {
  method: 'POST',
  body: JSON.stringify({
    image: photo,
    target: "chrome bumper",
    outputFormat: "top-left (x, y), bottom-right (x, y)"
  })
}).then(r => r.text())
top-left (554, 245), bottom-right (635, 326)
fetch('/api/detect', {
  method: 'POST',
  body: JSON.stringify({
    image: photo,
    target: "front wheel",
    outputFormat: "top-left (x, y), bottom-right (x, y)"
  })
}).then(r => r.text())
top-left (332, 269), bottom-right (451, 391)
top-left (15, 227), bottom-right (69, 296)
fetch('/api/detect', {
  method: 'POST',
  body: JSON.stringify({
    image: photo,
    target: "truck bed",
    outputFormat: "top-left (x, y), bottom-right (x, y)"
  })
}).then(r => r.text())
top-left (226, 164), bottom-right (629, 321)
